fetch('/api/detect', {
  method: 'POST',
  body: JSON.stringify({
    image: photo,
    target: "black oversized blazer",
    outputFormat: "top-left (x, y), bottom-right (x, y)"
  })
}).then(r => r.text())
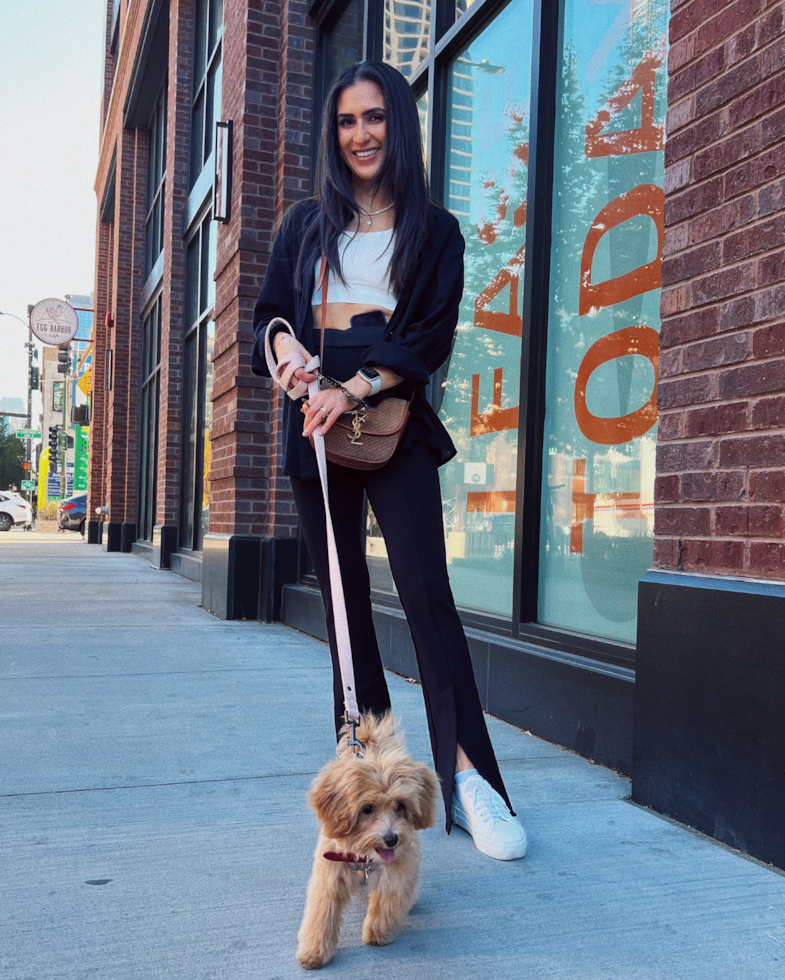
top-left (251, 198), bottom-right (465, 480)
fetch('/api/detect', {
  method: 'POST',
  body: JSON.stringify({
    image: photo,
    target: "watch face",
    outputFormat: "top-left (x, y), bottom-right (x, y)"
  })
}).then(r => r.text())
top-left (361, 368), bottom-right (380, 380)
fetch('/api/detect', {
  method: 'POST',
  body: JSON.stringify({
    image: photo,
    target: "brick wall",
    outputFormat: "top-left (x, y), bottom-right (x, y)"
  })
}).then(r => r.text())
top-left (209, 0), bottom-right (315, 540)
top-left (655, 0), bottom-right (785, 577)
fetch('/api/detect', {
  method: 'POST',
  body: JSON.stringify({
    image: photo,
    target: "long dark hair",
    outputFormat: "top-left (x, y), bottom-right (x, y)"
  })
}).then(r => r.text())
top-left (294, 60), bottom-right (430, 296)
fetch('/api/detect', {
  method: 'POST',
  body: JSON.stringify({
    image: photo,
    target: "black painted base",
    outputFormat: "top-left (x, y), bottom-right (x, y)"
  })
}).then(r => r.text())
top-left (152, 525), bottom-right (178, 569)
top-left (120, 523), bottom-right (136, 553)
top-left (633, 570), bottom-right (785, 871)
top-left (86, 520), bottom-right (101, 545)
top-left (258, 538), bottom-right (299, 622)
top-left (102, 522), bottom-right (122, 553)
top-left (202, 534), bottom-right (262, 620)
top-left (282, 584), bottom-right (635, 773)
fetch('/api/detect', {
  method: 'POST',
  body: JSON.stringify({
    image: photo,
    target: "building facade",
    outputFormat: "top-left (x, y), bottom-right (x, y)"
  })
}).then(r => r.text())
top-left (90, 0), bottom-right (785, 868)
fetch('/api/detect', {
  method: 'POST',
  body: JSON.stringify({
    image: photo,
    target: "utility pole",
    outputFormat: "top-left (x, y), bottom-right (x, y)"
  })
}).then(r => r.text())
top-left (0, 309), bottom-right (38, 506)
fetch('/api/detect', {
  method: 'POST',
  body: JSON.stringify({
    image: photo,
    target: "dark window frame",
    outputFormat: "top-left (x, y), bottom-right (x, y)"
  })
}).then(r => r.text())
top-left (179, 208), bottom-right (216, 553)
top-left (190, 0), bottom-right (224, 188)
top-left (145, 81), bottom-right (167, 279)
top-left (138, 294), bottom-right (162, 542)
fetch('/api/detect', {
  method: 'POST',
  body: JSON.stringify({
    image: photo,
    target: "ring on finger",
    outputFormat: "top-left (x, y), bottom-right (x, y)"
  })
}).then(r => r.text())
top-left (320, 407), bottom-right (330, 417)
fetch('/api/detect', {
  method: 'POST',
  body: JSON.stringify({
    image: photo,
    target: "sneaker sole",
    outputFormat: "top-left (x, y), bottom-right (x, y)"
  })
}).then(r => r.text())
top-left (451, 801), bottom-right (528, 861)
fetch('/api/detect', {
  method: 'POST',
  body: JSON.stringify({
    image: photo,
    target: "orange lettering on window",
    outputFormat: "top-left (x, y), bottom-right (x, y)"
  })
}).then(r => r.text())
top-left (470, 367), bottom-right (519, 436)
top-left (467, 490), bottom-right (516, 513)
top-left (579, 184), bottom-right (664, 316)
top-left (474, 244), bottom-right (526, 336)
top-left (585, 46), bottom-right (665, 158)
top-left (570, 458), bottom-right (645, 554)
top-left (574, 326), bottom-right (659, 445)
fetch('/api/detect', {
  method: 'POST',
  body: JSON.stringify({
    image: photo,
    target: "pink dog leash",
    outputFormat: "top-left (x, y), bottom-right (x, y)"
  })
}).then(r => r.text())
top-left (264, 316), bottom-right (363, 734)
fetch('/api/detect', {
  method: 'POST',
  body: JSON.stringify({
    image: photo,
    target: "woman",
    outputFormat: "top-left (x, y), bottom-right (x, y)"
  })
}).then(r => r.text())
top-left (252, 60), bottom-right (526, 861)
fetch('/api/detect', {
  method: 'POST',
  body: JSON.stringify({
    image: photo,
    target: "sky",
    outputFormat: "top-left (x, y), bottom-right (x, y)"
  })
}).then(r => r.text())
top-left (0, 0), bottom-right (104, 413)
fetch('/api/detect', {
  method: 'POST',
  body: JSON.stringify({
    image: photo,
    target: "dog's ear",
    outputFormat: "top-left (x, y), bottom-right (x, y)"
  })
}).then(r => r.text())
top-left (307, 764), bottom-right (357, 840)
top-left (405, 762), bottom-right (440, 830)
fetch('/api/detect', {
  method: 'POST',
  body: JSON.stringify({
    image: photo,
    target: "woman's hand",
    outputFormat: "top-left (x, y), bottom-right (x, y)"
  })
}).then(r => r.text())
top-left (274, 332), bottom-right (318, 387)
top-left (301, 386), bottom-right (354, 438)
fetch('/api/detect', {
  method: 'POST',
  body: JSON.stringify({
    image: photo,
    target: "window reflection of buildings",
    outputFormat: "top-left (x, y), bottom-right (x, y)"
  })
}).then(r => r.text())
top-left (384, 0), bottom-right (430, 78)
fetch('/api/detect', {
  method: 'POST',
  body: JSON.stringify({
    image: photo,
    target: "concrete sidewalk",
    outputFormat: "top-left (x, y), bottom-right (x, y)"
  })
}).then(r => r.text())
top-left (1, 536), bottom-right (784, 980)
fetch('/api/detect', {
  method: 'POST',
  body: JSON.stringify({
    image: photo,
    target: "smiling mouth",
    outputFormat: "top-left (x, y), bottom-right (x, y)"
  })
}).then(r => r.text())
top-left (354, 148), bottom-right (380, 159)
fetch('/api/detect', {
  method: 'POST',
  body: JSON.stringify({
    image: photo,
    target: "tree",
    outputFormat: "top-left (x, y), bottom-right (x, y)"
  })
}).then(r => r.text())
top-left (0, 418), bottom-right (26, 490)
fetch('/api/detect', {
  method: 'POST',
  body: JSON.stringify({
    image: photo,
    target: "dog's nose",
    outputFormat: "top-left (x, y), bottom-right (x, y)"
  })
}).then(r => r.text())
top-left (383, 833), bottom-right (398, 848)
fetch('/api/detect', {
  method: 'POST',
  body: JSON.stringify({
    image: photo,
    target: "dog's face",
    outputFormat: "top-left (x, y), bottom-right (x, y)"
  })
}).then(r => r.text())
top-left (309, 754), bottom-right (439, 863)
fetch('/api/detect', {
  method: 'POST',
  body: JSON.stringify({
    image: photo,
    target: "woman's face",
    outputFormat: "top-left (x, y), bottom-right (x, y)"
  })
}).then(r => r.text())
top-left (336, 80), bottom-right (387, 189)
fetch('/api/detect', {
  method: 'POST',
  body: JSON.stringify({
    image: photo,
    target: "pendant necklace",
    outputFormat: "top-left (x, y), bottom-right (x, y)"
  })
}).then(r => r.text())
top-left (357, 202), bottom-right (395, 227)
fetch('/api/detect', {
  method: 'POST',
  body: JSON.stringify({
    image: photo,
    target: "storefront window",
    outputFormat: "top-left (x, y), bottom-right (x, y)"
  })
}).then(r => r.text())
top-left (191, 0), bottom-right (223, 187)
top-left (537, 0), bottom-right (667, 642)
top-left (439, 2), bottom-right (533, 617)
top-left (145, 84), bottom-right (166, 278)
top-left (416, 90), bottom-right (428, 161)
top-left (384, 0), bottom-right (431, 78)
top-left (325, 0), bottom-right (364, 84)
top-left (180, 213), bottom-right (217, 551)
top-left (138, 298), bottom-right (161, 541)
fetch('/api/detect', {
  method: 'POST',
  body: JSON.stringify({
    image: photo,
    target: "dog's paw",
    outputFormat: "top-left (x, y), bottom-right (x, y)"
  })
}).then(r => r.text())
top-left (362, 922), bottom-right (396, 947)
top-left (296, 945), bottom-right (332, 970)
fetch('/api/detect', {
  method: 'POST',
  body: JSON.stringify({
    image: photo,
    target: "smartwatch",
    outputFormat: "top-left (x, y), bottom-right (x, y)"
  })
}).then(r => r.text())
top-left (356, 366), bottom-right (382, 397)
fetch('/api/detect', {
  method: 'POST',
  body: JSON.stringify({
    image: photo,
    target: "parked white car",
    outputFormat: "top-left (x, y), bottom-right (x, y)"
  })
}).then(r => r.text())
top-left (0, 492), bottom-right (33, 531)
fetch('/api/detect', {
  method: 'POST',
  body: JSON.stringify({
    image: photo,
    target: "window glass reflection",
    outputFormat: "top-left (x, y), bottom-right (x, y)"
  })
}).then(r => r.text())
top-left (384, 0), bottom-right (431, 78)
top-left (440, 5), bottom-right (533, 617)
top-left (538, 0), bottom-right (668, 642)
top-left (326, 0), bottom-right (364, 84)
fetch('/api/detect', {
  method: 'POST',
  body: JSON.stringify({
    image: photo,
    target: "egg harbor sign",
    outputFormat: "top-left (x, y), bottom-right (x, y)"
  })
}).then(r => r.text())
top-left (29, 298), bottom-right (80, 346)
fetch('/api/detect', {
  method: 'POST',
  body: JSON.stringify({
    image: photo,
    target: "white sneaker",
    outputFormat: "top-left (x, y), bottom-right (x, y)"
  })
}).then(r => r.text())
top-left (451, 772), bottom-right (527, 861)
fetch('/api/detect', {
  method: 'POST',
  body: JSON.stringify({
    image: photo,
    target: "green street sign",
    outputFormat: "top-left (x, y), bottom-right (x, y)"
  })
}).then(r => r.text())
top-left (21, 480), bottom-right (35, 491)
top-left (16, 428), bottom-right (41, 440)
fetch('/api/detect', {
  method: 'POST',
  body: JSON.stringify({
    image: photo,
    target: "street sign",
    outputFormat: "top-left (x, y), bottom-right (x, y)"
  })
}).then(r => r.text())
top-left (77, 368), bottom-right (92, 396)
top-left (15, 428), bottom-right (41, 440)
top-left (29, 298), bottom-right (79, 346)
top-left (21, 480), bottom-right (35, 491)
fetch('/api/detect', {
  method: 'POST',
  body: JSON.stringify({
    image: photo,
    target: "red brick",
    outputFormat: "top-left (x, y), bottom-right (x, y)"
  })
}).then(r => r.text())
top-left (748, 504), bottom-right (784, 535)
top-left (751, 394), bottom-right (785, 428)
top-left (655, 474), bottom-right (680, 502)
top-left (750, 541), bottom-right (785, 575)
top-left (686, 401), bottom-right (748, 435)
top-left (750, 469), bottom-right (785, 501)
top-left (715, 505), bottom-right (748, 534)
top-left (718, 358), bottom-right (785, 398)
top-left (661, 307), bottom-right (720, 347)
top-left (752, 323), bottom-right (785, 357)
top-left (654, 506), bottom-right (711, 535)
top-left (719, 434), bottom-right (785, 467)
top-left (680, 538), bottom-right (746, 572)
top-left (683, 332), bottom-right (750, 371)
top-left (659, 375), bottom-right (715, 408)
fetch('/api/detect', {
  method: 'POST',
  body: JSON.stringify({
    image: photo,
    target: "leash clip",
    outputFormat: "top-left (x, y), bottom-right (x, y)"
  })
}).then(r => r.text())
top-left (345, 714), bottom-right (365, 758)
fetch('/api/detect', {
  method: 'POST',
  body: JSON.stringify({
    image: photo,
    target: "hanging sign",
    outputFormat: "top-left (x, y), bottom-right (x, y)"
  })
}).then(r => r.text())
top-left (29, 299), bottom-right (79, 346)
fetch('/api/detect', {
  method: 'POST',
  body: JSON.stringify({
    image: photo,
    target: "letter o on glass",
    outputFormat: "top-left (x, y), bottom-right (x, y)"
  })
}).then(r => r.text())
top-left (574, 326), bottom-right (659, 444)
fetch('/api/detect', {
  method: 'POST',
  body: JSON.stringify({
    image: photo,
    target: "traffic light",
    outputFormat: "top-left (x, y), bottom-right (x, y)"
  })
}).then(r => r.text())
top-left (57, 344), bottom-right (71, 375)
top-left (30, 366), bottom-right (40, 390)
top-left (48, 426), bottom-right (59, 473)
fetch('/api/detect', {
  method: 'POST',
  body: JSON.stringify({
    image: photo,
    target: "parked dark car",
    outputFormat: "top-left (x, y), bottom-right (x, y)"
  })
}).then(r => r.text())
top-left (58, 493), bottom-right (87, 534)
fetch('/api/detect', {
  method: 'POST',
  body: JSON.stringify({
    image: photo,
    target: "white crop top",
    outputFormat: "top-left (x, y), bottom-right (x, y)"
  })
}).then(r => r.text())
top-left (312, 229), bottom-right (397, 311)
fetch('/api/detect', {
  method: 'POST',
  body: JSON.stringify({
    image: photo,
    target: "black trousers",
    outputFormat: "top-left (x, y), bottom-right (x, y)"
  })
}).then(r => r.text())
top-left (290, 440), bottom-right (513, 830)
